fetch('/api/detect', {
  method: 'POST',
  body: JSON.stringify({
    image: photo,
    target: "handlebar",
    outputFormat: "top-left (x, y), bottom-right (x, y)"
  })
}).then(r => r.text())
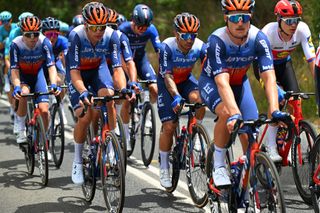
top-left (14, 91), bottom-right (52, 112)
top-left (284, 91), bottom-right (315, 100)
top-left (173, 101), bottom-right (206, 123)
top-left (138, 79), bottom-right (157, 85)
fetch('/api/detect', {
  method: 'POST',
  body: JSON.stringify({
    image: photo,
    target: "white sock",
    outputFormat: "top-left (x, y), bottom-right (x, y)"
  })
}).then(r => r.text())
top-left (214, 145), bottom-right (227, 169)
top-left (116, 104), bottom-right (122, 115)
top-left (266, 125), bottom-right (278, 148)
top-left (123, 123), bottom-right (130, 140)
top-left (74, 143), bottom-right (84, 164)
top-left (159, 151), bottom-right (169, 170)
top-left (17, 115), bottom-right (26, 131)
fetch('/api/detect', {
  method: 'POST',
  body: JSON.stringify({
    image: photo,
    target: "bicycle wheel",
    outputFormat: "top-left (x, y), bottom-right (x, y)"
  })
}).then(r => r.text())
top-left (249, 152), bottom-right (286, 212)
top-left (115, 114), bottom-right (127, 171)
top-left (186, 123), bottom-right (210, 207)
top-left (127, 104), bottom-right (138, 157)
top-left (310, 136), bottom-right (320, 213)
top-left (50, 104), bottom-right (65, 168)
top-left (101, 132), bottom-right (125, 213)
top-left (81, 142), bottom-right (96, 202)
top-left (35, 116), bottom-right (49, 186)
top-left (141, 102), bottom-right (156, 167)
top-left (292, 120), bottom-right (317, 204)
top-left (24, 114), bottom-right (35, 175)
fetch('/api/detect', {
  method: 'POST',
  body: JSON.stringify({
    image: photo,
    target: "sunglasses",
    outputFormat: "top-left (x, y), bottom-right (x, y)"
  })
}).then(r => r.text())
top-left (107, 23), bottom-right (118, 30)
top-left (2, 20), bottom-right (11, 25)
top-left (44, 31), bottom-right (59, 39)
top-left (178, 32), bottom-right (198, 41)
top-left (136, 25), bottom-right (148, 32)
top-left (87, 24), bottom-right (107, 32)
top-left (23, 32), bottom-right (40, 38)
top-left (227, 13), bottom-right (252, 24)
top-left (281, 17), bottom-right (301, 25)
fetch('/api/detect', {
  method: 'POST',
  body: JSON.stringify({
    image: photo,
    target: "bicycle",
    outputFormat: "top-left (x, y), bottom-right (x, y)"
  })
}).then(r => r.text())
top-left (165, 102), bottom-right (210, 208)
top-left (80, 94), bottom-right (126, 213)
top-left (258, 91), bottom-right (317, 204)
top-left (309, 134), bottom-right (320, 213)
top-left (15, 91), bottom-right (50, 186)
top-left (126, 79), bottom-right (157, 167)
top-left (48, 85), bottom-right (68, 168)
top-left (207, 114), bottom-right (289, 212)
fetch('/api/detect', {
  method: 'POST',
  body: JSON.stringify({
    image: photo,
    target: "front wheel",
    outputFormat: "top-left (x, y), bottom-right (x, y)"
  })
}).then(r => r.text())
top-left (24, 114), bottom-right (35, 175)
top-left (292, 120), bottom-right (317, 204)
top-left (141, 103), bottom-right (156, 167)
top-left (116, 115), bottom-right (127, 172)
top-left (250, 152), bottom-right (286, 212)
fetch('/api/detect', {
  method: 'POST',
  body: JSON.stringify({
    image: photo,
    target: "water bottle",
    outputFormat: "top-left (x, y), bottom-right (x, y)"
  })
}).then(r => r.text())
top-left (276, 127), bottom-right (286, 148)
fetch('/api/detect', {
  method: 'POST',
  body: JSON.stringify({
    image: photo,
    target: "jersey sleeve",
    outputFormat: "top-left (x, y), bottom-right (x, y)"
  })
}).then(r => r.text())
top-left (254, 31), bottom-right (274, 73)
top-left (10, 42), bottom-right (19, 69)
top-left (67, 33), bottom-right (81, 71)
top-left (42, 38), bottom-right (55, 68)
top-left (109, 31), bottom-right (122, 68)
top-left (149, 25), bottom-right (161, 53)
top-left (120, 33), bottom-right (133, 62)
top-left (200, 42), bottom-right (208, 63)
top-left (159, 43), bottom-right (173, 79)
top-left (298, 22), bottom-right (316, 62)
top-left (60, 35), bottom-right (69, 56)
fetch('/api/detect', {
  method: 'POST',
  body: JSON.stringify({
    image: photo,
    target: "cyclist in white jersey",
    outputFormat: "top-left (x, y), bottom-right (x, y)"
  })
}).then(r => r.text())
top-left (253, 0), bottom-right (316, 161)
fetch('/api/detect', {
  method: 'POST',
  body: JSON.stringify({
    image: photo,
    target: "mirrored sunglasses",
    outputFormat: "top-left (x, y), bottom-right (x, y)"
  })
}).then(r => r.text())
top-left (87, 24), bottom-right (107, 32)
top-left (44, 31), bottom-right (59, 39)
top-left (178, 32), bottom-right (198, 41)
top-left (281, 17), bottom-right (301, 25)
top-left (23, 32), bottom-right (40, 38)
top-left (227, 13), bottom-right (252, 24)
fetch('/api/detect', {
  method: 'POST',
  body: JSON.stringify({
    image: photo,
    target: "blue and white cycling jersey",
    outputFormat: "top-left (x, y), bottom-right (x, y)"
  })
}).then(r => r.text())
top-left (106, 29), bottom-right (132, 65)
top-left (119, 21), bottom-right (161, 59)
top-left (159, 37), bottom-right (207, 84)
top-left (0, 23), bottom-right (18, 44)
top-left (52, 35), bottom-right (68, 61)
top-left (201, 25), bottom-right (274, 86)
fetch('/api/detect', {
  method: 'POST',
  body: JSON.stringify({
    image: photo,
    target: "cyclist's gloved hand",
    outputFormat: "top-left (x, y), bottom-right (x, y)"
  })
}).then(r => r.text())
top-left (79, 91), bottom-right (92, 105)
top-left (121, 88), bottom-right (136, 101)
top-left (171, 95), bottom-right (182, 109)
top-left (12, 86), bottom-right (21, 99)
top-left (128, 81), bottom-right (142, 93)
top-left (50, 84), bottom-right (62, 96)
top-left (271, 110), bottom-right (290, 122)
top-left (226, 113), bottom-right (242, 134)
top-left (277, 85), bottom-right (286, 103)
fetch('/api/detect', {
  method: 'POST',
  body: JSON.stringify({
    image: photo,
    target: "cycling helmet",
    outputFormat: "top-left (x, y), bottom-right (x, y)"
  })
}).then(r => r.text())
top-left (42, 17), bottom-right (60, 32)
top-left (174, 13), bottom-right (200, 33)
top-left (221, 0), bottom-right (255, 14)
top-left (20, 16), bottom-right (42, 32)
top-left (132, 4), bottom-right (153, 26)
top-left (117, 14), bottom-right (127, 25)
top-left (59, 21), bottom-right (69, 33)
top-left (274, 0), bottom-right (302, 17)
top-left (18, 12), bottom-right (34, 22)
top-left (82, 2), bottom-right (108, 25)
top-left (107, 8), bottom-right (118, 24)
top-left (0, 11), bottom-right (12, 22)
top-left (72, 14), bottom-right (84, 26)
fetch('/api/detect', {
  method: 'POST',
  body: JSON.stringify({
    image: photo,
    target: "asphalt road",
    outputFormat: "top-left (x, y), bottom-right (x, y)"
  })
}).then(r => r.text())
top-left (0, 95), bottom-right (315, 212)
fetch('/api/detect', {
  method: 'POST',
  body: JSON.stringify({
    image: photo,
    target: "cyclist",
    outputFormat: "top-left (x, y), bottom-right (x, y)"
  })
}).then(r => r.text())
top-left (253, 0), bottom-right (316, 162)
top-left (157, 13), bottom-right (206, 188)
top-left (59, 21), bottom-right (69, 37)
top-left (10, 15), bottom-right (60, 144)
top-left (67, 14), bottom-right (84, 38)
top-left (66, 2), bottom-right (127, 185)
top-left (198, 0), bottom-right (288, 187)
top-left (118, 4), bottom-right (160, 105)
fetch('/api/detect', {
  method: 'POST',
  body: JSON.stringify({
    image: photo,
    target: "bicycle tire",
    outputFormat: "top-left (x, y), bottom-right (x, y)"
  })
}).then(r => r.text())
top-left (35, 116), bottom-right (49, 186)
top-left (140, 102), bottom-right (156, 167)
top-left (186, 123), bottom-right (210, 207)
top-left (116, 114), bottom-right (127, 172)
top-left (310, 135), bottom-right (320, 213)
top-left (101, 131), bottom-right (125, 213)
top-left (292, 120), bottom-right (317, 204)
top-left (50, 103), bottom-right (65, 168)
top-left (250, 152), bottom-right (286, 212)
top-left (24, 114), bottom-right (35, 175)
top-left (127, 103), bottom-right (138, 157)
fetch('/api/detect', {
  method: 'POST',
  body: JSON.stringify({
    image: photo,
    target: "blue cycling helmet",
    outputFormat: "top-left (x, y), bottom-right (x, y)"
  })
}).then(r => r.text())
top-left (132, 4), bottom-right (153, 26)
top-left (59, 21), bottom-right (69, 33)
top-left (117, 14), bottom-right (127, 25)
top-left (0, 11), bottom-right (12, 22)
top-left (18, 12), bottom-right (34, 22)
top-left (72, 14), bottom-right (84, 26)
top-left (42, 17), bottom-right (60, 32)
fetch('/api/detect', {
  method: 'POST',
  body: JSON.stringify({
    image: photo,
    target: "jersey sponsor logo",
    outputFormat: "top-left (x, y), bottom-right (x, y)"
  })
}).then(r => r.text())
top-left (225, 56), bottom-right (255, 63)
top-left (215, 44), bottom-right (221, 64)
top-left (173, 56), bottom-right (197, 63)
top-left (276, 51), bottom-right (290, 59)
top-left (307, 36), bottom-right (314, 48)
top-left (75, 45), bottom-right (79, 62)
top-left (112, 43), bottom-right (118, 60)
top-left (158, 93), bottom-right (164, 107)
top-left (163, 50), bottom-right (168, 67)
top-left (203, 60), bottom-right (212, 77)
top-left (259, 40), bottom-right (272, 60)
top-left (203, 83), bottom-right (214, 95)
top-left (43, 45), bottom-right (52, 61)
top-left (262, 65), bottom-right (273, 70)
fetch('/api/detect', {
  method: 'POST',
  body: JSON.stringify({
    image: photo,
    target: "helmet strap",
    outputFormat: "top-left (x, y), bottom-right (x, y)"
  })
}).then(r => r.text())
top-left (278, 19), bottom-right (290, 37)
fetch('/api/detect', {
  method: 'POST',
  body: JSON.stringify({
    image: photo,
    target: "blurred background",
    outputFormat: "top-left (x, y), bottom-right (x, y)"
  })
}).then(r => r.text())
top-left (1, 0), bottom-right (319, 119)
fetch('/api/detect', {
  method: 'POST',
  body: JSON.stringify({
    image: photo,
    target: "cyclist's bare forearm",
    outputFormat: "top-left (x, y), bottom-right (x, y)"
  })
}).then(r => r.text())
top-left (71, 69), bottom-right (87, 94)
top-left (125, 60), bottom-right (137, 82)
top-left (113, 66), bottom-right (127, 90)
top-left (164, 73), bottom-right (179, 97)
top-left (48, 65), bottom-right (58, 85)
top-left (260, 69), bottom-right (279, 115)
top-left (11, 69), bottom-right (20, 87)
top-left (308, 60), bottom-right (315, 78)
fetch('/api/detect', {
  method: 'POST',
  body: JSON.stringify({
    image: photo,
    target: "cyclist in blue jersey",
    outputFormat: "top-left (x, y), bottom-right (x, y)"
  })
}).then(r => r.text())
top-left (59, 21), bottom-right (69, 37)
top-left (106, 8), bottom-right (141, 151)
top-left (66, 2), bottom-right (127, 185)
top-left (158, 13), bottom-right (206, 188)
top-left (67, 14), bottom-right (84, 38)
top-left (199, 0), bottom-right (288, 187)
top-left (10, 16), bottom-right (60, 144)
top-left (118, 4), bottom-right (160, 104)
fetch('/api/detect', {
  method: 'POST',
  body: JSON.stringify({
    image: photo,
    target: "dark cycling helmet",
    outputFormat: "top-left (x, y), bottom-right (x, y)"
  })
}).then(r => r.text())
top-left (18, 12), bottom-right (33, 22)
top-left (0, 11), bottom-right (12, 22)
top-left (117, 14), bottom-right (127, 25)
top-left (274, 0), bottom-right (302, 17)
top-left (72, 14), bottom-right (84, 26)
top-left (82, 2), bottom-right (108, 25)
top-left (107, 8), bottom-right (118, 24)
top-left (132, 4), bottom-right (153, 26)
top-left (42, 17), bottom-right (60, 32)
top-left (174, 13), bottom-right (200, 33)
top-left (221, 0), bottom-right (255, 14)
top-left (20, 16), bottom-right (42, 32)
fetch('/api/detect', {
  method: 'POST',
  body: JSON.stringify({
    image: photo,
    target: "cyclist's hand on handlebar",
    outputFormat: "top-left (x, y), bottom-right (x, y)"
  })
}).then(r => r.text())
top-left (12, 86), bottom-right (22, 100)
top-left (226, 113), bottom-right (242, 134)
top-left (79, 91), bottom-right (92, 106)
top-left (121, 88), bottom-right (136, 102)
top-left (271, 110), bottom-right (292, 128)
top-left (128, 81), bottom-right (142, 94)
top-left (50, 84), bottom-right (61, 96)
top-left (171, 95), bottom-right (183, 113)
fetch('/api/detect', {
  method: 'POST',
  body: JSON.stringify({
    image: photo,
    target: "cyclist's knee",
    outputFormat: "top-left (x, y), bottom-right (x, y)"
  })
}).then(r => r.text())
top-left (161, 121), bottom-right (177, 136)
top-left (215, 103), bottom-right (231, 122)
top-left (188, 90), bottom-right (201, 103)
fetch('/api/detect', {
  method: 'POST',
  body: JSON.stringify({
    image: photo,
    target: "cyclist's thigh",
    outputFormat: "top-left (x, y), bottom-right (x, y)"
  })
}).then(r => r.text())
top-left (275, 60), bottom-right (300, 92)
top-left (34, 69), bottom-right (49, 103)
top-left (178, 74), bottom-right (199, 102)
top-left (91, 61), bottom-right (114, 92)
top-left (135, 54), bottom-right (157, 81)
top-left (157, 78), bottom-right (176, 123)
top-left (198, 74), bottom-right (221, 114)
top-left (56, 59), bottom-right (66, 77)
